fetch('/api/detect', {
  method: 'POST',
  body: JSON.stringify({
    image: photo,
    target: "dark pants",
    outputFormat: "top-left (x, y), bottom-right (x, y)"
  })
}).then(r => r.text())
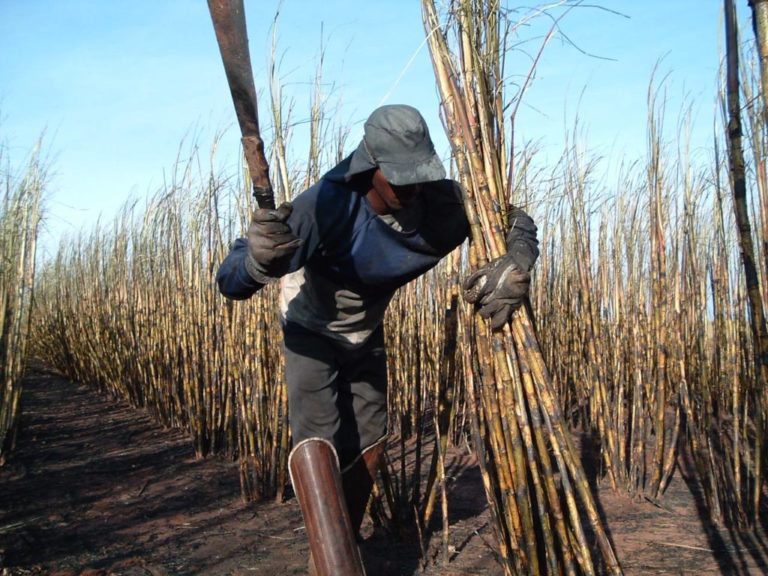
top-left (283, 321), bottom-right (388, 470)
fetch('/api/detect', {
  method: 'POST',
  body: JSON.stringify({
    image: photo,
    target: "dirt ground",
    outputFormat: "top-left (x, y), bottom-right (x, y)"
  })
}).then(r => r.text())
top-left (1, 370), bottom-right (767, 575)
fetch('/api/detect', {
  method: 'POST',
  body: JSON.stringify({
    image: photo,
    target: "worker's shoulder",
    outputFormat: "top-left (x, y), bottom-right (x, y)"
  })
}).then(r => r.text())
top-left (289, 178), bottom-right (360, 235)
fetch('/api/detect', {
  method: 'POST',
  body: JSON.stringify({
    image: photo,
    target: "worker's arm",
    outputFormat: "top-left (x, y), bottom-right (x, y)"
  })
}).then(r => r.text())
top-left (216, 202), bottom-right (303, 300)
top-left (215, 238), bottom-right (264, 300)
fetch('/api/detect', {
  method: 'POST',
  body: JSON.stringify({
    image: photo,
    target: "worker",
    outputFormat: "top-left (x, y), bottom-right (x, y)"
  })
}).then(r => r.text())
top-left (216, 104), bottom-right (538, 575)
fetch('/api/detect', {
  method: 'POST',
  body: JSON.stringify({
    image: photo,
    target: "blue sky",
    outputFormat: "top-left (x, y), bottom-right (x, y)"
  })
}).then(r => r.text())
top-left (1, 1), bottom-right (725, 257)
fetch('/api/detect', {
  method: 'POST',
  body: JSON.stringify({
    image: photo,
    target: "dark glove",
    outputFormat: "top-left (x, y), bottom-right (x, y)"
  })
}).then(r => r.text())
top-left (463, 255), bottom-right (531, 329)
top-left (463, 207), bottom-right (538, 330)
top-left (244, 202), bottom-right (302, 283)
top-left (505, 207), bottom-right (539, 271)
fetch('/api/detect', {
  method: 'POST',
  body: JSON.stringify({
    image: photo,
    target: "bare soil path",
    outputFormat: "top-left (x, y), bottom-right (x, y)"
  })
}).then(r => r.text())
top-left (1, 369), bottom-right (767, 575)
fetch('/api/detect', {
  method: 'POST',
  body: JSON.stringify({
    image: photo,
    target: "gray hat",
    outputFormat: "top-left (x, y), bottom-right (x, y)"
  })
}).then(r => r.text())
top-left (346, 105), bottom-right (446, 185)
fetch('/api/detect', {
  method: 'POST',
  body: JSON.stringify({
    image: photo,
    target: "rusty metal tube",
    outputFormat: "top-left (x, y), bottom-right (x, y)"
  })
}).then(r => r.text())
top-left (288, 438), bottom-right (366, 576)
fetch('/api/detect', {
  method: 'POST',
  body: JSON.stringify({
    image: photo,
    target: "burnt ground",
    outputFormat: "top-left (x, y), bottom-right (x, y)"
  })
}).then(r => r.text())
top-left (1, 369), bottom-right (767, 576)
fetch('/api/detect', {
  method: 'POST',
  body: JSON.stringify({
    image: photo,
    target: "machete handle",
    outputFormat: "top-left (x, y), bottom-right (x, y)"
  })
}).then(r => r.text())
top-left (242, 135), bottom-right (275, 210)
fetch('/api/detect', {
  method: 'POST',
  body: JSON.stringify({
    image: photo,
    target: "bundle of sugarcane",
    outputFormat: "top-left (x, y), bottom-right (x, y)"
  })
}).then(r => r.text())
top-left (422, 1), bottom-right (621, 573)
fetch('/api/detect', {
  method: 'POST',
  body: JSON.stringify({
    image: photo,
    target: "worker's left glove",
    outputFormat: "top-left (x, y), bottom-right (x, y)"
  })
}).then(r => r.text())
top-left (463, 207), bottom-right (539, 330)
top-left (463, 256), bottom-right (531, 330)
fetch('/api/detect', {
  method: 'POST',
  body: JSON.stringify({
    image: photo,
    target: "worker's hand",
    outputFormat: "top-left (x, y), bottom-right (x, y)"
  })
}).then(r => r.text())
top-left (245, 202), bottom-right (302, 282)
top-left (462, 255), bottom-right (530, 330)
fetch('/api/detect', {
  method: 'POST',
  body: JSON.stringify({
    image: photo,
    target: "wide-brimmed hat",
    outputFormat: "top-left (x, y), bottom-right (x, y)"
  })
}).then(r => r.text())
top-left (344, 105), bottom-right (446, 185)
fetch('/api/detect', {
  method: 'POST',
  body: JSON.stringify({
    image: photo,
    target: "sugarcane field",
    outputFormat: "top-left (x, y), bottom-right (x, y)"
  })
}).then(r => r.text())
top-left (3, 1), bottom-right (768, 575)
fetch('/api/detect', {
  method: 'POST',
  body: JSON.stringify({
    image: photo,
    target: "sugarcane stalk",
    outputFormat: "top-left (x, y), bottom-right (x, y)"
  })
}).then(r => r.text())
top-left (725, 0), bottom-right (768, 524)
top-left (750, 0), bottom-right (768, 137)
top-left (510, 314), bottom-right (620, 574)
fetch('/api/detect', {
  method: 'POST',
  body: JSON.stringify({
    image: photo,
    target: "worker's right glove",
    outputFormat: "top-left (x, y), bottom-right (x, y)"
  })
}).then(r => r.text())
top-left (245, 202), bottom-right (302, 283)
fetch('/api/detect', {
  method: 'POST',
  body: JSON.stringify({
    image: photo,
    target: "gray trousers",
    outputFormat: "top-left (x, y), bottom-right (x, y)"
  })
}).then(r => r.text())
top-left (283, 321), bottom-right (388, 470)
